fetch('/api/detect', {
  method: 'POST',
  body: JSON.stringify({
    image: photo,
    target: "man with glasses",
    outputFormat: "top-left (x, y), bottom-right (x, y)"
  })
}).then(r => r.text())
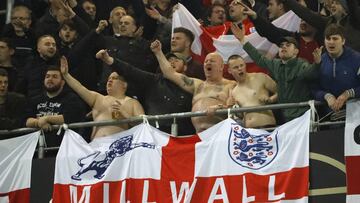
top-left (1, 5), bottom-right (35, 68)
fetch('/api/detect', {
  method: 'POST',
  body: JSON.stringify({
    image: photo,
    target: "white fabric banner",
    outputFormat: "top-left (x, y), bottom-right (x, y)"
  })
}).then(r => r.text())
top-left (172, 3), bottom-right (301, 62)
top-left (345, 100), bottom-right (360, 203)
top-left (53, 111), bottom-right (310, 202)
top-left (0, 131), bottom-right (39, 203)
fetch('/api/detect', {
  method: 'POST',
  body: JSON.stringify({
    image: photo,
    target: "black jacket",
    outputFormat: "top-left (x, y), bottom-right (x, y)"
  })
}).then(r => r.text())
top-left (111, 58), bottom-right (195, 135)
top-left (0, 92), bottom-right (26, 130)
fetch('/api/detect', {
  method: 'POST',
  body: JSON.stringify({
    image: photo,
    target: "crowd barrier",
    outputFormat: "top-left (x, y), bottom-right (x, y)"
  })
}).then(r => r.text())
top-left (0, 100), bottom-right (346, 159)
top-left (1, 100), bottom-right (351, 202)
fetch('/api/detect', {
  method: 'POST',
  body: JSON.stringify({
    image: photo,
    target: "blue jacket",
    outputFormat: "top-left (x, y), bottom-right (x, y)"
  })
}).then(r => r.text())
top-left (314, 46), bottom-right (360, 101)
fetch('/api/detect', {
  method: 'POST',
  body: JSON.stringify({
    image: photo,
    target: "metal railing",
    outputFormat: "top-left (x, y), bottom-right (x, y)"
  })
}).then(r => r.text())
top-left (0, 100), bottom-right (346, 158)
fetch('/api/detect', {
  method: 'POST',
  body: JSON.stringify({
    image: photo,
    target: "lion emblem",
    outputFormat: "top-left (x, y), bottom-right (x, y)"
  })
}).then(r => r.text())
top-left (71, 135), bottom-right (155, 181)
top-left (228, 123), bottom-right (278, 169)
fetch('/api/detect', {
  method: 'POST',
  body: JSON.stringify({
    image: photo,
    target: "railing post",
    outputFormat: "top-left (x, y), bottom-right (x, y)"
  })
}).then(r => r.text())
top-left (38, 131), bottom-right (45, 159)
top-left (6, 0), bottom-right (14, 24)
top-left (171, 118), bottom-right (178, 136)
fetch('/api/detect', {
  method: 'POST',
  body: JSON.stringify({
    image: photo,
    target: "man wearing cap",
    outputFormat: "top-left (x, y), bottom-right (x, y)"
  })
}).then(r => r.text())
top-left (232, 24), bottom-right (322, 122)
top-left (96, 48), bottom-right (196, 135)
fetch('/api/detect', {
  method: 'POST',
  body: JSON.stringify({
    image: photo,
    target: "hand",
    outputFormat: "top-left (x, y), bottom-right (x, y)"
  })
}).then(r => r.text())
top-left (312, 46), bottom-right (323, 64)
top-left (134, 26), bottom-right (144, 38)
top-left (96, 20), bottom-right (108, 34)
top-left (111, 100), bottom-right (123, 119)
top-left (231, 23), bottom-right (245, 44)
top-left (38, 117), bottom-right (52, 132)
top-left (241, 3), bottom-right (257, 19)
top-left (60, 56), bottom-right (69, 76)
top-left (258, 95), bottom-right (271, 104)
top-left (145, 7), bottom-right (161, 20)
top-left (334, 91), bottom-right (350, 111)
top-left (95, 49), bottom-right (114, 65)
top-left (206, 104), bottom-right (224, 116)
top-left (150, 40), bottom-right (162, 53)
top-left (58, 0), bottom-right (76, 19)
top-left (325, 94), bottom-right (337, 112)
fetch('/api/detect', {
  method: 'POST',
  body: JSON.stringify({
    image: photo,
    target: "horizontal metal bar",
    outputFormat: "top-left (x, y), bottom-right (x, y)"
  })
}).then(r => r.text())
top-left (0, 101), bottom-right (324, 136)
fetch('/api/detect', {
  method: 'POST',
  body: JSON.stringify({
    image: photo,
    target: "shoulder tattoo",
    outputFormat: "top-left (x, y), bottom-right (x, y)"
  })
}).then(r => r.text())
top-left (181, 75), bottom-right (194, 87)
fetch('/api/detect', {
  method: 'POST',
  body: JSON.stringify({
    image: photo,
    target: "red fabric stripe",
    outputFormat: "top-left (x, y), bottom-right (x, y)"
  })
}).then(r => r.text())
top-left (0, 188), bottom-right (30, 203)
top-left (53, 167), bottom-right (308, 202)
top-left (345, 156), bottom-right (360, 195)
top-left (161, 135), bottom-right (201, 181)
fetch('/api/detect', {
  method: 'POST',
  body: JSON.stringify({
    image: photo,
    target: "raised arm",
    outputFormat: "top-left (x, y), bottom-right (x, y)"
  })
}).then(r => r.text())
top-left (244, 4), bottom-right (294, 45)
top-left (231, 23), bottom-right (275, 73)
top-left (60, 56), bottom-right (100, 108)
top-left (150, 40), bottom-right (201, 94)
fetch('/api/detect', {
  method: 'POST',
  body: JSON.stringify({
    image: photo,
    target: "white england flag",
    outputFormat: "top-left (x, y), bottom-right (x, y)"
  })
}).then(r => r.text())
top-left (53, 111), bottom-right (310, 202)
top-left (0, 131), bottom-right (39, 203)
top-left (172, 3), bottom-right (301, 63)
top-left (345, 100), bottom-right (360, 203)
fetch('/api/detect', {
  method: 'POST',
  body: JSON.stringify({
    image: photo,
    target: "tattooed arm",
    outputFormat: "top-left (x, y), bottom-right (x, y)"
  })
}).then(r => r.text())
top-left (151, 40), bottom-right (202, 94)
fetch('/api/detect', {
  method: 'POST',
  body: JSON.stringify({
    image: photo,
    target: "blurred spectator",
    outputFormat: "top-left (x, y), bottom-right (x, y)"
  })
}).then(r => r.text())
top-left (204, 3), bottom-right (227, 26)
top-left (99, 15), bottom-right (157, 96)
top-left (314, 24), bottom-right (360, 114)
top-left (15, 35), bottom-right (59, 98)
top-left (0, 38), bottom-right (18, 92)
top-left (35, 0), bottom-right (90, 38)
top-left (0, 69), bottom-right (26, 130)
top-left (1, 5), bottom-right (35, 68)
top-left (57, 20), bottom-right (101, 91)
top-left (227, 54), bottom-right (278, 127)
top-left (60, 56), bottom-right (144, 140)
top-left (232, 24), bottom-right (321, 122)
top-left (81, 0), bottom-right (97, 21)
top-left (106, 6), bottom-right (127, 36)
top-left (267, 0), bottom-right (288, 20)
top-left (140, 0), bottom-right (176, 53)
top-left (244, 3), bottom-right (321, 63)
top-left (228, 0), bottom-right (256, 35)
top-left (283, 0), bottom-right (360, 52)
top-left (171, 27), bottom-right (205, 79)
top-left (96, 48), bottom-right (195, 135)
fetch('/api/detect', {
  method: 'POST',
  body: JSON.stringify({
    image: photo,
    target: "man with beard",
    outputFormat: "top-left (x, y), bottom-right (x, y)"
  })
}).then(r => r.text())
top-left (15, 35), bottom-right (59, 98)
top-left (227, 55), bottom-right (277, 128)
top-left (25, 66), bottom-right (85, 150)
top-left (242, 2), bottom-right (321, 63)
top-left (151, 40), bottom-right (235, 133)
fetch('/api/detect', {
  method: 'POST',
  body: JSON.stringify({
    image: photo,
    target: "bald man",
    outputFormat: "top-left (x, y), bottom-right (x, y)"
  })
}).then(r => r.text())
top-left (151, 40), bottom-right (235, 133)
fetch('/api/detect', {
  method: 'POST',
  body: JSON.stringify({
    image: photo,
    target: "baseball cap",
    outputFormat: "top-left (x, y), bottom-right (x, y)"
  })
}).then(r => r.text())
top-left (166, 52), bottom-right (188, 63)
top-left (279, 36), bottom-right (299, 48)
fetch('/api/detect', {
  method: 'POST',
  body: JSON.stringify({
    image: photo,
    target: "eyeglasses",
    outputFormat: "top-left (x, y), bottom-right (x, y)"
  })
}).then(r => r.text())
top-left (11, 16), bottom-right (30, 21)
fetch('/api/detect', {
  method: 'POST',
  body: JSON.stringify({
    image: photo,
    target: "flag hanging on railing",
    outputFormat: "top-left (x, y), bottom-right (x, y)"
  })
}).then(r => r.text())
top-left (0, 131), bottom-right (39, 203)
top-left (345, 100), bottom-right (360, 203)
top-left (53, 111), bottom-right (310, 203)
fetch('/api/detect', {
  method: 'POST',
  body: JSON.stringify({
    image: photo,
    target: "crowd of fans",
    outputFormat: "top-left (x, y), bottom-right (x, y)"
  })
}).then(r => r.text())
top-left (0, 0), bottom-right (359, 151)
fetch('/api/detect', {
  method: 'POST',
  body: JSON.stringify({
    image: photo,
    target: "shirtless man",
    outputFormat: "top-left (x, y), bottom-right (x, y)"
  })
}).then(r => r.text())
top-left (227, 55), bottom-right (277, 128)
top-left (150, 40), bottom-right (235, 132)
top-left (60, 56), bottom-right (144, 140)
